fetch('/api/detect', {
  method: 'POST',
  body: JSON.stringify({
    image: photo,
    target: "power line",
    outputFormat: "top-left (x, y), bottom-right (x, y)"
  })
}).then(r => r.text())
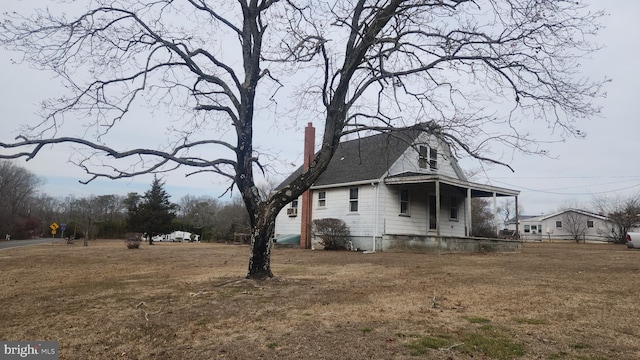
top-left (489, 179), bottom-right (640, 196)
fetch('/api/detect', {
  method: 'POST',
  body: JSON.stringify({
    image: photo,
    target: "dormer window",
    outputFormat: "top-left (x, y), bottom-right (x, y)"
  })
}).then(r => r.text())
top-left (419, 146), bottom-right (438, 170)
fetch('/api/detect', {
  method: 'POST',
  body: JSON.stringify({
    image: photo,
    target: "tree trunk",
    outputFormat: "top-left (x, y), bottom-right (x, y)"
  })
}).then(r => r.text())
top-left (246, 209), bottom-right (276, 279)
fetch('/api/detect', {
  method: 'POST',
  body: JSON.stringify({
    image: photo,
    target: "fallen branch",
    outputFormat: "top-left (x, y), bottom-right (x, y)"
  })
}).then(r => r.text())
top-left (189, 289), bottom-right (208, 297)
top-left (188, 278), bottom-right (247, 297)
top-left (430, 290), bottom-right (437, 308)
top-left (135, 301), bottom-right (161, 321)
top-left (440, 343), bottom-right (464, 351)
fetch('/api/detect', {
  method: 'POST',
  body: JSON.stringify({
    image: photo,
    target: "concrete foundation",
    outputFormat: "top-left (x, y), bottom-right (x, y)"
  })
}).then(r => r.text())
top-left (382, 234), bottom-right (522, 253)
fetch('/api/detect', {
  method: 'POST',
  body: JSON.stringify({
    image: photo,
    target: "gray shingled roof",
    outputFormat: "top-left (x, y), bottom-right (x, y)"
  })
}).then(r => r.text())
top-left (276, 129), bottom-right (421, 189)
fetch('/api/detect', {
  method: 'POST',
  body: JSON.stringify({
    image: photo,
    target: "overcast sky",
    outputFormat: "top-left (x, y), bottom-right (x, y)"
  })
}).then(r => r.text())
top-left (1, 0), bottom-right (638, 215)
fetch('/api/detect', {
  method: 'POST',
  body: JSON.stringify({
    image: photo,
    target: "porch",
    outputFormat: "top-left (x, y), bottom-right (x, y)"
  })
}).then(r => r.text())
top-left (384, 173), bottom-right (521, 239)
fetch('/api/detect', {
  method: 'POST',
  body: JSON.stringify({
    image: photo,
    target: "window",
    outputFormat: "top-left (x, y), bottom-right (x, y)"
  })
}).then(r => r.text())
top-left (449, 197), bottom-right (458, 220)
top-left (429, 148), bottom-right (438, 169)
top-left (429, 195), bottom-right (437, 230)
top-left (349, 187), bottom-right (359, 212)
top-left (555, 221), bottom-right (562, 228)
top-left (531, 225), bottom-right (537, 234)
top-left (418, 146), bottom-right (437, 170)
top-left (524, 225), bottom-right (531, 233)
top-left (418, 146), bottom-right (428, 168)
top-left (287, 199), bottom-right (299, 217)
top-left (400, 189), bottom-right (410, 215)
top-left (587, 220), bottom-right (594, 228)
top-left (318, 191), bottom-right (326, 207)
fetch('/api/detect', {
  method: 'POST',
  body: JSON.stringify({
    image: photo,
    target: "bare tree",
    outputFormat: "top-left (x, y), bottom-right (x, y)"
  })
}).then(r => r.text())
top-left (498, 198), bottom-right (525, 229)
top-left (0, 1), bottom-right (605, 278)
top-left (562, 210), bottom-right (589, 243)
top-left (0, 160), bottom-right (43, 238)
top-left (593, 194), bottom-right (640, 244)
top-left (177, 194), bottom-right (220, 240)
top-left (471, 197), bottom-right (497, 238)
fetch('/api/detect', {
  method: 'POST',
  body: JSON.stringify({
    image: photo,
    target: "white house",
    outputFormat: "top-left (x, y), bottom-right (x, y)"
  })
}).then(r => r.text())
top-left (505, 209), bottom-right (611, 242)
top-left (274, 123), bottom-right (520, 252)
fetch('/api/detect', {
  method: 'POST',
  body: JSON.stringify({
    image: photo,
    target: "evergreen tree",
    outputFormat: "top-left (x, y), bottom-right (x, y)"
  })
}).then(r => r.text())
top-left (127, 176), bottom-right (177, 244)
top-left (124, 192), bottom-right (143, 236)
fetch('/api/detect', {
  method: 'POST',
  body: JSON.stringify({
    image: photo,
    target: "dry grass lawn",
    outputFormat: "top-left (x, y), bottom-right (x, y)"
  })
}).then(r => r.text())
top-left (0, 240), bottom-right (639, 359)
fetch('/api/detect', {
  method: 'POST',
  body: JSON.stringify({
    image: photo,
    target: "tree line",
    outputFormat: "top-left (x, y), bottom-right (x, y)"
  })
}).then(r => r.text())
top-left (0, 161), bottom-right (249, 241)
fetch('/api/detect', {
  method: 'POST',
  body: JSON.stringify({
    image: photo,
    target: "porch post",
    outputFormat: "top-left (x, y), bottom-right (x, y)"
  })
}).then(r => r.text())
top-left (466, 187), bottom-right (472, 237)
top-left (435, 180), bottom-right (441, 236)
top-left (493, 192), bottom-right (499, 237)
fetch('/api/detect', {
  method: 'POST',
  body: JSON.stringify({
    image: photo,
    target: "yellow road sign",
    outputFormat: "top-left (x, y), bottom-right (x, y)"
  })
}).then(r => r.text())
top-left (50, 222), bottom-right (59, 230)
top-left (51, 229), bottom-right (57, 235)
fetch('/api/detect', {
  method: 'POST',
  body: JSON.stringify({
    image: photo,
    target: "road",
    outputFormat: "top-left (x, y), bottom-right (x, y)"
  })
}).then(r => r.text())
top-left (0, 238), bottom-right (63, 251)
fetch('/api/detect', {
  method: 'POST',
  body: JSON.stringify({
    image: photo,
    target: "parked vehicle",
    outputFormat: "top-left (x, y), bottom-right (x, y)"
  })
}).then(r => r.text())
top-left (151, 231), bottom-right (200, 242)
top-left (625, 232), bottom-right (640, 248)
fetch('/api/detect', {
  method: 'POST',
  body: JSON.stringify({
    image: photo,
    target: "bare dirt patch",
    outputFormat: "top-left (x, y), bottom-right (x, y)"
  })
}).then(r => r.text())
top-left (0, 240), bottom-right (638, 359)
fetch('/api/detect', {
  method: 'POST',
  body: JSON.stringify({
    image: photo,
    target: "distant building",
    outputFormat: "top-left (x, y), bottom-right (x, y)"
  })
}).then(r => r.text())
top-left (506, 209), bottom-right (610, 242)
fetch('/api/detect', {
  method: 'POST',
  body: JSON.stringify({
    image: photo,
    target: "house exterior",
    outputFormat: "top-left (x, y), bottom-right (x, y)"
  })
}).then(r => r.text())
top-left (274, 123), bottom-right (521, 252)
top-left (505, 209), bottom-right (611, 242)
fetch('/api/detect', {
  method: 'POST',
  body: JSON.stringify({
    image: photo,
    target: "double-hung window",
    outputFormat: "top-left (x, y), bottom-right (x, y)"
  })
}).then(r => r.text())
top-left (449, 196), bottom-right (458, 220)
top-left (349, 187), bottom-right (359, 212)
top-left (419, 146), bottom-right (438, 170)
top-left (400, 189), bottom-right (410, 215)
top-left (318, 191), bottom-right (326, 207)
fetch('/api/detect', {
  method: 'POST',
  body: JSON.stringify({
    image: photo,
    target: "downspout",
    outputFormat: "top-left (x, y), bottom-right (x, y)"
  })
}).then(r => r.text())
top-left (372, 182), bottom-right (379, 252)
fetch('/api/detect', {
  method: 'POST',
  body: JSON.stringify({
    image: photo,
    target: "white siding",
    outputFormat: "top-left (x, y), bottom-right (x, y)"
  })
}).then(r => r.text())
top-left (311, 185), bottom-right (379, 238)
top-left (541, 214), bottom-right (610, 241)
top-left (382, 184), bottom-right (428, 236)
top-left (387, 134), bottom-right (460, 179)
top-left (381, 184), bottom-right (467, 237)
top-left (507, 212), bottom-right (611, 241)
top-left (274, 197), bottom-right (301, 237)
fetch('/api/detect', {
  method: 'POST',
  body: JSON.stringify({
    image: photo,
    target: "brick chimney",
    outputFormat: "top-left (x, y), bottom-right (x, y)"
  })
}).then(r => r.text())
top-left (300, 122), bottom-right (315, 249)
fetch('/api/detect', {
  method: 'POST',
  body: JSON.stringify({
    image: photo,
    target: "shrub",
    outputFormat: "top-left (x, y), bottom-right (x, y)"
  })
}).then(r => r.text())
top-left (312, 218), bottom-right (351, 250)
top-left (125, 232), bottom-right (143, 249)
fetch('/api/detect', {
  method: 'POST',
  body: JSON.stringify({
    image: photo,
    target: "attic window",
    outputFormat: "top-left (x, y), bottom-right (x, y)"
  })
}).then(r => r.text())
top-left (430, 148), bottom-right (438, 169)
top-left (418, 146), bottom-right (438, 170)
top-left (587, 220), bottom-right (594, 228)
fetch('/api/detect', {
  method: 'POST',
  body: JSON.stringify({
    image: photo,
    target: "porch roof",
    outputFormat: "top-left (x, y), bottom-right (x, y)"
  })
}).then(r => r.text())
top-left (384, 173), bottom-right (519, 197)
